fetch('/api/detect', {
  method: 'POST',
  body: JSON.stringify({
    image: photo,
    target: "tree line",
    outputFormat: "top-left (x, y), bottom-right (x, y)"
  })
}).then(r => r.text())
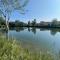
top-left (0, 17), bottom-right (60, 28)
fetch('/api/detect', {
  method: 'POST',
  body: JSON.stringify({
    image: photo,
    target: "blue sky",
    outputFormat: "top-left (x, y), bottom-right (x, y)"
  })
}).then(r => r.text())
top-left (10, 0), bottom-right (60, 22)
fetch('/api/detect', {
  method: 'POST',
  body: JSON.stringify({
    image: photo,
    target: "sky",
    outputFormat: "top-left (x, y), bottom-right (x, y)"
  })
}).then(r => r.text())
top-left (10, 0), bottom-right (60, 23)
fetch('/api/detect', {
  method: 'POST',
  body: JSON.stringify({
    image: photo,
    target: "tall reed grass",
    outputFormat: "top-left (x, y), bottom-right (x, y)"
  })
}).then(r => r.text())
top-left (0, 36), bottom-right (56, 60)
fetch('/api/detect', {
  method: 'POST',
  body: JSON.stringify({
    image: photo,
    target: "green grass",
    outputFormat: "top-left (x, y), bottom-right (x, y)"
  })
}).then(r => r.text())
top-left (0, 36), bottom-right (56, 60)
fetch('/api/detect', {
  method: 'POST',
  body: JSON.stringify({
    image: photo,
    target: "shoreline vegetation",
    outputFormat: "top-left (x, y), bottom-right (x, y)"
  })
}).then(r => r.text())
top-left (9, 18), bottom-right (60, 28)
top-left (0, 17), bottom-right (60, 28)
top-left (0, 36), bottom-right (58, 60)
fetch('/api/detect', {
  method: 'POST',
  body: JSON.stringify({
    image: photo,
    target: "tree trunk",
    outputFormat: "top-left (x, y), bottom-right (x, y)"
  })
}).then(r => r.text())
top-left (5, 16), bottom-right (9, 40)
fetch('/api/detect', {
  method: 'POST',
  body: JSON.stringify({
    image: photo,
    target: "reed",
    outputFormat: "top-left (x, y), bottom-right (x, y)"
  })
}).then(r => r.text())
top-left (0, 36), bottom-right (56, 60)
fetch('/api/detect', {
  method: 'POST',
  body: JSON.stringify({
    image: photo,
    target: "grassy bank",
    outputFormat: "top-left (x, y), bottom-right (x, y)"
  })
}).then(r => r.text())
top-left (0, 36), bottom-right (56, 60)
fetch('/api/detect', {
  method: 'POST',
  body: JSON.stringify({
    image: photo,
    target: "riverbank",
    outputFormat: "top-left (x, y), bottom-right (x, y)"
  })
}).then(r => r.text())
top-left (0, 36), bottom-right (57, 60)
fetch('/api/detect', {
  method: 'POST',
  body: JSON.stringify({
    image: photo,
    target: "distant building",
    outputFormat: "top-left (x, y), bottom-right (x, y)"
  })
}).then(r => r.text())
top-left (40, 21), bottom-right (52, 27)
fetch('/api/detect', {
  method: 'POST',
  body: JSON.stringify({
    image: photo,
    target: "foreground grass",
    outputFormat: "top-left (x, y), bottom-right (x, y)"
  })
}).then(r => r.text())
top-left (0, 36), bottom-right (56, 60)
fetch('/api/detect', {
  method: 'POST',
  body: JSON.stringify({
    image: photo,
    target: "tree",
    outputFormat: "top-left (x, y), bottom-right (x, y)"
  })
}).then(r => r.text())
top-left (31, 19), bottom-right (36, 26)
top-left (15, 20), bottom-right (20, 27)
top-left (28, 21), bottom-right (30, 26)
top-left (51, 18), bottom-right (57, 27)
top-left (0, 0), bottom-right (29, 40)
top-left (0, 0), bottom-right (29, 30)
top-left (15, 20), bottom-right (24, 27)
top-left (9, 21), bottom-right (15, 27)
top-left (0, 17), bottom-right (5, 25)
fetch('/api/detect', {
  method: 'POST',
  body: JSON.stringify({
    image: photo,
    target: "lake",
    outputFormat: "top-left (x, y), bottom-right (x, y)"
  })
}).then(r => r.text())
top-left (1, 27), bottom-right (60, 60)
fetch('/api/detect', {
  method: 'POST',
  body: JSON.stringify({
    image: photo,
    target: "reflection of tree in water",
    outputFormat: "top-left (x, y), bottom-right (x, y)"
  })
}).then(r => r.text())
top-left (40, 28), bottom-right (48, 31)
top-left (31, 27), bottom-right (36, 34)
top-left (50, 29), bottom-right (57, 36)
top-left (40, 28), bottom-right (60, 36)
top-left (5, 30), bottom-right (9, 40)
top-left (15, 27), bottom-right (24, 32)
top-left (0, 29), bottom-right (9, 40)
top-left (50, 28), bottom-right (60, 36)
top-left (3, 27), bottom-right (25, 40)
top-left (28, 27), bottom-right (30, 32)
top-left (5, 27), bottom-right (25, 40)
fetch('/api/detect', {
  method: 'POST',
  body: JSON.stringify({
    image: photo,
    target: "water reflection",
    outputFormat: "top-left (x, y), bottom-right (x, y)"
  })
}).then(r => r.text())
top-left (1, 27), bottom-right (60, 36)
top-left (40, 28), bottom-right (58, 36)
top-left (31, 27), bottom-right (36, 34)
top-left (8, 27), bottom-right (60, 35)
top-left (40, 28), bottom-right (60, 36)
top-left (0, 27), bottom-right (60, 60)
top-left (15, 27), bottom-right (24, 32)
top-left (10, 27), bottom-right (37, 34)
top-left (28, 27), bottom-right (30, 32)
top-left (50, 29), bottom-right (57, 36)
top-left (10, 27), bottom-right (24, 32)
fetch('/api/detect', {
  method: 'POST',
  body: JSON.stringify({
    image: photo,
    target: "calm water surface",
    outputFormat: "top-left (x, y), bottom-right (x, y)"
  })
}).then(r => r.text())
top-left (7, 28), bottom-right (60, 54)
top-left (2, 27), bottom-right (60, 59)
